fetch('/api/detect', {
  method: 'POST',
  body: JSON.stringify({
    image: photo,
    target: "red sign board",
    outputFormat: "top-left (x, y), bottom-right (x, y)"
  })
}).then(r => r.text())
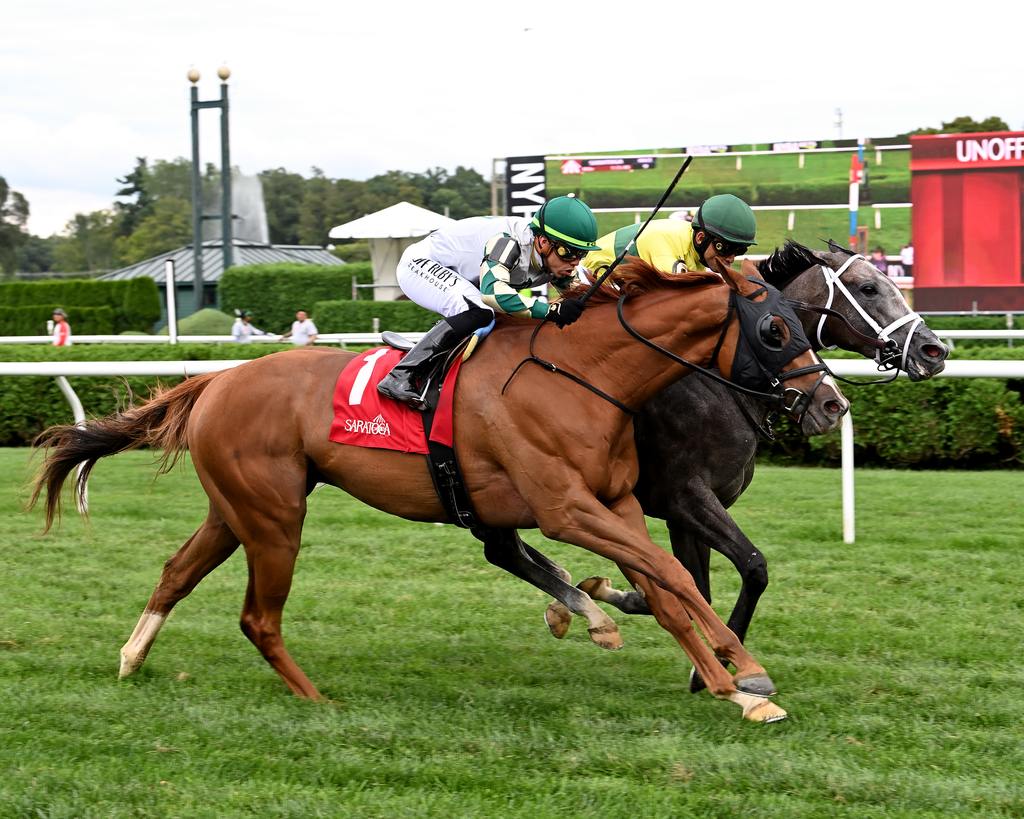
top-left (910, 131), bottom-right (1024, 171)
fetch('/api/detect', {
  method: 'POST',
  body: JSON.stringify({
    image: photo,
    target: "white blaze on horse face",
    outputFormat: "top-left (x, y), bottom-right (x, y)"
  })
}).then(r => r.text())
top-left (119, 611), bottom-right (166, 679)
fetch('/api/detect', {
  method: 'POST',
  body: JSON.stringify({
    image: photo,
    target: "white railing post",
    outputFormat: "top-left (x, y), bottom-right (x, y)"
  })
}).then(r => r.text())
top-left (165, 259), bottom-right (178, 345)
top-left (841, 411), bottom-right (855, 544)
top-left (54, 375), bottom-right (89, 514)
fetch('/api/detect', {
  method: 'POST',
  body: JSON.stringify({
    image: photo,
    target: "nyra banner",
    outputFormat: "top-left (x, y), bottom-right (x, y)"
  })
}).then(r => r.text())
top-left (505, 155), bottom-right (546, 219)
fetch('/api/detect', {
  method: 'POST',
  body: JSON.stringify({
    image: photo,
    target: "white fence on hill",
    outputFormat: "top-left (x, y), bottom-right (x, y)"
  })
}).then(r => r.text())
top-left (3, 358), bottom-right (1023, 545)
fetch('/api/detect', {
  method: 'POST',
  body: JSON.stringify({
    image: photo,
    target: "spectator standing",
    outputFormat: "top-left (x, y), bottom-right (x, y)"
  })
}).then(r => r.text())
top-left (281, 310), bottom-right (318, 346)
top-left (231, 310), bottom-right (267, 343)
top-left (869, 247), bottom-right (888, 275)
top-left (51, 308), bottom-right (72, 347)
top-left (900, 243), bottom-right (914, 278)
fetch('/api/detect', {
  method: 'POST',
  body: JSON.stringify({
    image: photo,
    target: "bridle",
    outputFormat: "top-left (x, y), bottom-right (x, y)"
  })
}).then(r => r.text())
top-left (503, 286), bottom-right (832, 425)
top-left (808, 253), bottom-right (924, 372)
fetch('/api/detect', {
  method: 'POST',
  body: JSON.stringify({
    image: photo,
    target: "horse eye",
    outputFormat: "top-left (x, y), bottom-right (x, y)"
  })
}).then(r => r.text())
top-left (760, 319), bottom-right (785, 349)
top-left (860, 284), bottom-right (878, 296)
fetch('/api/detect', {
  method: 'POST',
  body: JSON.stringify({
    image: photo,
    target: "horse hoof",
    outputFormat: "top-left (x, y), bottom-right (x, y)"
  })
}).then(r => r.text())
top-left (688, 666), bottom-right (707, 694)
top-left (587, 623), bottom-right (623, 650)
top-left (729, 691), bottom-right (788, 723)
top-left (544, 602), bottom-right (572, 639)
top-left (735, 673), bottom-right (778, 698)
top-left (577, 576), bottom-right (613, 600)
top-left (118, 650), bottom-right (141, 679)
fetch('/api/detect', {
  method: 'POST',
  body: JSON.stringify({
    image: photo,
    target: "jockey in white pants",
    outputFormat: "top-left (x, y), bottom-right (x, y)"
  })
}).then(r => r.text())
top-left (377, 195), bottom-right (602, 410)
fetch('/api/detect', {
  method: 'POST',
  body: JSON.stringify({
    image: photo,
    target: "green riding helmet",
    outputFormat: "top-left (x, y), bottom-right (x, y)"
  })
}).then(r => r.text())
top-left (530, 195), bottom-right (602, 252)
top-left (694, 194), bottom-right (757, 245)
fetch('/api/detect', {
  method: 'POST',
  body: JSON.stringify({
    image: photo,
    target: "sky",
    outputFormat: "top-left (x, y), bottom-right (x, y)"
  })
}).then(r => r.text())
top-left (2, 0), bottom-right (1021, 237)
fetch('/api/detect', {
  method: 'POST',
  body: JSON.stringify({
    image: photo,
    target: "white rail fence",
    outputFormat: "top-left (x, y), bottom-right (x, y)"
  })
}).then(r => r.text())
top-left (0, 332), bottom-right (428, 347)
top-left (4, 329), bottom-right (1021, 348)
top-left (3, 358), bottom-right (1022, 544)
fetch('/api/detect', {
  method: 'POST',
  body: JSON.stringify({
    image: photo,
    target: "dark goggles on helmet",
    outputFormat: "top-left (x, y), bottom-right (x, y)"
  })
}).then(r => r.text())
top-left (550, 240), bottom-right (588, 262)
top-left (710, 235), bottom-right (750, 257)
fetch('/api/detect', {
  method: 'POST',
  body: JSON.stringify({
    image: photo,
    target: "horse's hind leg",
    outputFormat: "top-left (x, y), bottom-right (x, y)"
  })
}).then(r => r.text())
top-left (236, 533), bottom-right (319, 698)
top-left (475, 529), bottom-right (622, 649)
top-left (119, 506), bottom-right (240, 678)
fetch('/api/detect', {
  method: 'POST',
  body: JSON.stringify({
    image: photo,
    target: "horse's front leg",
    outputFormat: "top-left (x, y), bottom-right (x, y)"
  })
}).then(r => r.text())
top-left (532, 489), bottom-right (784, 722)
top-left (472, 527), bottom-right (622, 650)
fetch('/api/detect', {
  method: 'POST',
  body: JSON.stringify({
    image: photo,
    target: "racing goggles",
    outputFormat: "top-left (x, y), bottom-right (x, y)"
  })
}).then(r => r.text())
top-left (710, 235), bottom-right (750, 257)
top-left (550, 241), bottom-right (588, 262)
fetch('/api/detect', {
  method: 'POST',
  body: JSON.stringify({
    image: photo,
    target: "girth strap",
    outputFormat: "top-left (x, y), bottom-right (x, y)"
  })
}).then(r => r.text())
top-left (420, 365), bottom-right (478, 529)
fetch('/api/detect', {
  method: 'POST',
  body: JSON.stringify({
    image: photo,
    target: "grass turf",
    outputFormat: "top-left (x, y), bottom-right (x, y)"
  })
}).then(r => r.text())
top-left (1, 448), bottom-right (1021, 817)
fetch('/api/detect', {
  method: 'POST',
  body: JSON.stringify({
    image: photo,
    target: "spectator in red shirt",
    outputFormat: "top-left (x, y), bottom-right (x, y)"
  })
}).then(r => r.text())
top-left (51, 308), bottom-right (72, 347)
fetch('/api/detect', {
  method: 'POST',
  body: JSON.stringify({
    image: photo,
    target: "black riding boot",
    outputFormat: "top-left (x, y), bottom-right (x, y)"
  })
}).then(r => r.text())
top-left (377, 320), bottom-right (466, 410)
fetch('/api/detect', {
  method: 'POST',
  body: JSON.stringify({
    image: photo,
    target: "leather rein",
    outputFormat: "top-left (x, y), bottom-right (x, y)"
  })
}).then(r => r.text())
top-left (502, 289), bottom-right (832, 422)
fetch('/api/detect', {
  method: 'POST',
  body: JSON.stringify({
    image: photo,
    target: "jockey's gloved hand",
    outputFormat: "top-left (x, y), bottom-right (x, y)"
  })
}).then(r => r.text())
top-left (547, 298), bottom-right (585, 328)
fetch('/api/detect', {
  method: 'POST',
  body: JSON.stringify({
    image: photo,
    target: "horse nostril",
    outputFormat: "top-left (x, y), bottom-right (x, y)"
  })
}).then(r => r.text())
top-left (921, 343), bottom-right (947, 359)
top-left (825, 400), bottom-right (844, 416)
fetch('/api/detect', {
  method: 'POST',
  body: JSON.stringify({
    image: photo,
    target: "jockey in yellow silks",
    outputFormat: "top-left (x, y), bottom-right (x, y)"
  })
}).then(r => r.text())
top-left (583, 194), bottom-right (758, 277)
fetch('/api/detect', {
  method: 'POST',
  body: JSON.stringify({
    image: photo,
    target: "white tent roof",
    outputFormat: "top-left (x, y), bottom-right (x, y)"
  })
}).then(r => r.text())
top-left (328, 201), bottom-right (455, 240)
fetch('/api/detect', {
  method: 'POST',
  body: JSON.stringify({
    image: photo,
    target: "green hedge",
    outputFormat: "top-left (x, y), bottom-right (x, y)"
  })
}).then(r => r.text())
top-left (218, 263), bottom-right (374, 332)
top-left (0, 305), bottom-right (116, 335)
top-left (312, 299), bottom-right (439, 333)
top-left (0, 343), bottom-right (294, 446)
top-left (0, 278), bottom-right (160, 333)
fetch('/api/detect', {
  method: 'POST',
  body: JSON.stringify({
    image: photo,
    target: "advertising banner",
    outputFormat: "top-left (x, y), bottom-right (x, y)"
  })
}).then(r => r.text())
top-left (504, 155), bottom-right (546, 219)
top-left (910, 131), bottom-right (1024, 171)
top-left (559, 156), bottom-right (657, 174)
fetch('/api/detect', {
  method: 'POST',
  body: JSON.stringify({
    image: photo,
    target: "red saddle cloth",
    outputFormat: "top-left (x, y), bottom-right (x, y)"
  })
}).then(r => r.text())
top-left (329, 347), bottom-right (463, 453)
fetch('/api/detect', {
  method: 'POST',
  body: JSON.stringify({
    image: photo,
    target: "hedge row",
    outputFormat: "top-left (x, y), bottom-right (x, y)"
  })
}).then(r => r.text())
top-left (0, 305), bottom-right (116, 335)
top-left (0, 343), bottom-right (294, 446)
top-left (312, 299), bottom-right (439, 333)
top-left (4, 344), bottom-right (1022, 467)
top-left (576, 179), bottom-right (910, 209)
top-left (0, 278), bottom-right (161, 333)
top-left (219, 263), bottom-right (374, 332)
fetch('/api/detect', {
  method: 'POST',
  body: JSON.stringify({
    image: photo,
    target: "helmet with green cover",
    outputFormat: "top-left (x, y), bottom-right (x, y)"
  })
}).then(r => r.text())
top-left (694, 194), bottom-right (757, 246)
top-left (530, 195), bottom-right (602, 253)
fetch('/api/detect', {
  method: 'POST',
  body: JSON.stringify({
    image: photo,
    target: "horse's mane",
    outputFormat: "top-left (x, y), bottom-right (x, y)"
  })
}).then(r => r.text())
top-left (563, 256), bottom-right (722, 304)
top-left (755, 240), bottom-right (824, 288)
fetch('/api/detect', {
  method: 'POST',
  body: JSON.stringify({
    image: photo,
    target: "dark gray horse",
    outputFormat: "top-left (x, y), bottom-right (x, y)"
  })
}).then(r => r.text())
top-left (474, 241), bottom-right (948, 690)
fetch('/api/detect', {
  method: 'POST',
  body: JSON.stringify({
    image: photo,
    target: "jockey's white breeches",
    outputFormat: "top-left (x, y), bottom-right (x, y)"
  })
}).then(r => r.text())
top-left (396, 238), bottom-right (493, 320)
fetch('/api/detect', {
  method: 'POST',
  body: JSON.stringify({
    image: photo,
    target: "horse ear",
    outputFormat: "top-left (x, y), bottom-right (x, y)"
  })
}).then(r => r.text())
top-left (710, 257), bottom-right (761, 297)
top-left (740, 259), bottom-right (760, 279)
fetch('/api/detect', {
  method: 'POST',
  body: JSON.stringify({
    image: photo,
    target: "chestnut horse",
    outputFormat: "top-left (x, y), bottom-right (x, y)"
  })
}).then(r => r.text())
top-left (31, 257), bottom-right (848, 723)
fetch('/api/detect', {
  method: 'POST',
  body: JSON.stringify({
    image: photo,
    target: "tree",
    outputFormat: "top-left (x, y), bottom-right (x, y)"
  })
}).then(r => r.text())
top-left (910, 115), bottom-right (1011, 135)
top-left (115, 198), bottom-right (192, 265)
top-left (114, 157), bottom-right (154, 237)
top-left (260, 167), bottom-right (306, 244)
top-left (15, 234), bottom-right (57, 273)
top-left (297, 168), bottom-right (344, 246)
top-left (52, 210), bottom-right (119, 272)
top-left (0, 176), bottom-right (30, 275)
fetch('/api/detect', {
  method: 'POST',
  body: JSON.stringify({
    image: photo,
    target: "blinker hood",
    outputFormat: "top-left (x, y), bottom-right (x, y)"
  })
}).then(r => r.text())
top-left (727, 281), bottom-right (812, 391)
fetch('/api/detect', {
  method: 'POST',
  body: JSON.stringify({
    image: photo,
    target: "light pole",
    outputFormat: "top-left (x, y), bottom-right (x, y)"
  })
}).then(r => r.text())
top-left (188, 66), bottom-right (234, 313)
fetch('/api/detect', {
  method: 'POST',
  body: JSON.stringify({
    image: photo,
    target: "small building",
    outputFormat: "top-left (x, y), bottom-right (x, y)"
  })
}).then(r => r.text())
top-left (100, 238), bottom-right (344, 323)
top-left (328, 202), bottom-right (454, 300)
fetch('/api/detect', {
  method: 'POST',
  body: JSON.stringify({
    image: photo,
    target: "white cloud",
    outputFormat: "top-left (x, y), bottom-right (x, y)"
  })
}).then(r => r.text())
top-left (18, 187), bottom-right (120, 237)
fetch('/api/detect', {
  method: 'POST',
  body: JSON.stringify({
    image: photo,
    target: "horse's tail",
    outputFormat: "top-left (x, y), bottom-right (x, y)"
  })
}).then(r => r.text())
top-left (29, 372), bottom-right (221, 531)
